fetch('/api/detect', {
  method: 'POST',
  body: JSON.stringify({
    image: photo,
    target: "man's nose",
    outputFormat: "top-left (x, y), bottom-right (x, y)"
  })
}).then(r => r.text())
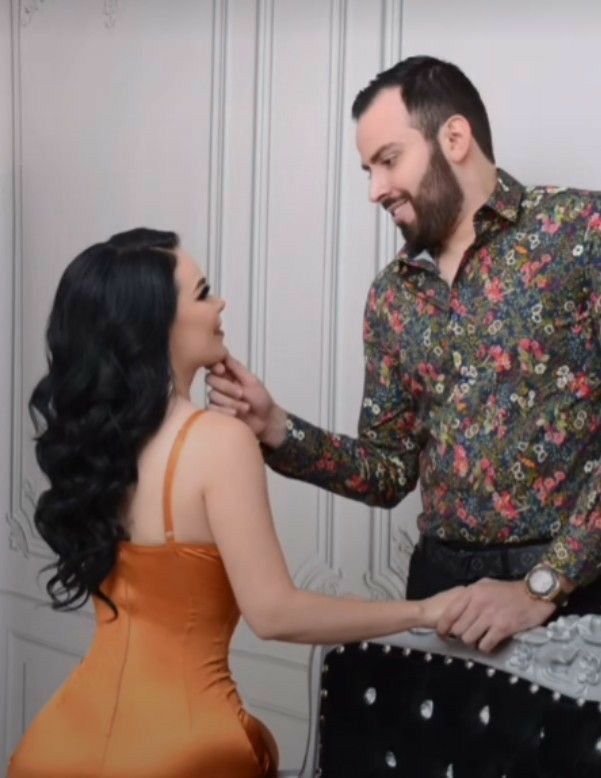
top-left (369, 172), bottom-right (390, 204)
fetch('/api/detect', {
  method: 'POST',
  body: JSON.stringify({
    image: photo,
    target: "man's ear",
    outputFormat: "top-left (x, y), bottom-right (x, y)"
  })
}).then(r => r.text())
top-left (438, 114), bottom-right (472, 163)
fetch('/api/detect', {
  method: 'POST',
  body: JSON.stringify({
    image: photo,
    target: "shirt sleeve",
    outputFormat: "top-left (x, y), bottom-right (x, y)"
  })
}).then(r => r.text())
top-left (264, 267), bottom-right (422, 508)
top-left (543, 209), bottom-right (601, 585)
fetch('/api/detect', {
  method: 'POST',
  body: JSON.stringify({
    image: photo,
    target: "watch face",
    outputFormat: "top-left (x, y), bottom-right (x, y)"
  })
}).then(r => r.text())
top-left (529, 567), bottom-right (556, 596)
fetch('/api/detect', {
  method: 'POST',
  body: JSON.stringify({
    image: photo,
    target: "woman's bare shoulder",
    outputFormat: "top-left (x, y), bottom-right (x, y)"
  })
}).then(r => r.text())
top-left (187, 409), bottom-right (260, 455)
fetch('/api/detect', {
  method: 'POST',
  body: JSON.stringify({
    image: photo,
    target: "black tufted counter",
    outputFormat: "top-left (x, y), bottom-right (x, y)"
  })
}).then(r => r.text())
top-left (315, 641), bottom-right (601, 778)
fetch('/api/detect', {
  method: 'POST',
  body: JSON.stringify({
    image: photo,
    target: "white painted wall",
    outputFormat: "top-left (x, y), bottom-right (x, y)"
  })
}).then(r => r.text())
top-left (1, 0), bottom-right (599, 773)
top-left (401, 0), bottom-right (601, 189)
top-left (0, 0), bottom-right (15, 768)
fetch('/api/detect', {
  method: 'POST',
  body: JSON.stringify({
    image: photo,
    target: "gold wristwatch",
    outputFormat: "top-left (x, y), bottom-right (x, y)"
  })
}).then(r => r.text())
top-left (524, 564), bottom-right (568, 606)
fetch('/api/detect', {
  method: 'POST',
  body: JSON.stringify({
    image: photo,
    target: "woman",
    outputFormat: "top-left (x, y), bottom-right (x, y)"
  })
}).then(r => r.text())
top-left (9, 228), bottom-right (463, 777)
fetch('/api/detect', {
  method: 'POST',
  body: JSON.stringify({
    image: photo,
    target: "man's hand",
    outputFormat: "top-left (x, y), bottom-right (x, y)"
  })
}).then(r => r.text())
top-left (420, 586), bottom-right (469, 629)
top-left (206, 355), bottom-right (288, 448)
top-left (436, 578), bottom-right (556, 653)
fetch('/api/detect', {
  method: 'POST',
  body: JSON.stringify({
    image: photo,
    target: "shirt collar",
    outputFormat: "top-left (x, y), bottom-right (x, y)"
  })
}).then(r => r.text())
top-left (480, 168), bottom-right (524, 224)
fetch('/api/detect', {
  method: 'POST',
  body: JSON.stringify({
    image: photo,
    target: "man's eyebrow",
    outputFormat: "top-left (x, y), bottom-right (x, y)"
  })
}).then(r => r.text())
top-left (194, 277), bottom-right (207, 291)
top-left (360, 143), bottom-right (402, 171)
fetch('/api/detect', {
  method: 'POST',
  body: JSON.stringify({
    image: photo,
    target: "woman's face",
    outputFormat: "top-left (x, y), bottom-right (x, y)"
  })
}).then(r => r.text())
top-left (169, 249), bottom-right (227, 374)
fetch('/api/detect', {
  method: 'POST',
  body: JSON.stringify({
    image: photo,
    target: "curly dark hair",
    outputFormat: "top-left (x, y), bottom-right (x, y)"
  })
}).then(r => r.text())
top-left (29, 228), bottom-right (179, 615)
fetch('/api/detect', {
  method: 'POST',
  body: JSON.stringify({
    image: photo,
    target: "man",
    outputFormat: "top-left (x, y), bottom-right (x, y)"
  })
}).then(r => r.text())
top-left (208, 56), bottom-right (600, 653)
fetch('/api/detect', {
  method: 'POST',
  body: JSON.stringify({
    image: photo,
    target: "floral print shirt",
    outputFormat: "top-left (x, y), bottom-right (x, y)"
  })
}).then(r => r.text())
top-left (266, 169), bottom-right (601, 586)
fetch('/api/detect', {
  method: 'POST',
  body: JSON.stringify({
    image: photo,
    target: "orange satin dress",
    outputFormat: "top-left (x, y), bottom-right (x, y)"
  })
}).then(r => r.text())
top-left (9, 411), bottom-right (278, 777)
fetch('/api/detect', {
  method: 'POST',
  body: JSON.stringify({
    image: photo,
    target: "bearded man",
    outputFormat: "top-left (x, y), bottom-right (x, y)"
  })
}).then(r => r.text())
top-left (208, 56), bottom-right (601, 653)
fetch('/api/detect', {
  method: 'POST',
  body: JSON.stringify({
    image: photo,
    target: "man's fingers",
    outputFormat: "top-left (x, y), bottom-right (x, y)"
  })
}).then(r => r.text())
top-left (207, 389), bottom-right (250, 414)
top-left (460, 616), bottom-right (490, 647)
top-left (224, 355), bottom-right (253, 383)
top-left (209, 361), bottom-right (226, 376)
top-left (206, 373), bottom-right (244, 399)
top-left (437, 594), bottom-right (470, 637)
top-left (478, 627), bottom-right (506, 654)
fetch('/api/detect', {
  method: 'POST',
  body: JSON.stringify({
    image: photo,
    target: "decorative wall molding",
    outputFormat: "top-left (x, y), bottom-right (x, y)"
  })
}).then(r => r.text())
top-left (9, 3), bottom-right (50, 559)
top-left (364, 524), bottom-right (413, 601)
top-left (375, 0), bottom-right (403, 275)
top-left (248, 0), bottom-right (274, 381)
top-left (20, 0), bottom-right (120, 29)
top-left (20, 0), bottom-right (44, 27)
top-left (103, 0), bottom-right (118, 29)
top-left (206, 0), bottom-right (228, 294)
top-left (5, 513), bottom-right (29, 558)
top-left (294, 0), bottom-right (347, 594)
top-left (301, 563), bottom-right (344, 597)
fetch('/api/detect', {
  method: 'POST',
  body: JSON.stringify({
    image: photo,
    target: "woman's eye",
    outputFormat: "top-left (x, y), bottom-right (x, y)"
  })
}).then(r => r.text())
top-left (383, 156), bottom-right (397, 167)
top-left (196, 284), bottom-right (210, 301)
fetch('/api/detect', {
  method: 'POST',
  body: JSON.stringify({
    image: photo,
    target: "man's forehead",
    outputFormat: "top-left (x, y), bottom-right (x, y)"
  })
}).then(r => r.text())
top-left (355, 88), bottom-right (416, 157)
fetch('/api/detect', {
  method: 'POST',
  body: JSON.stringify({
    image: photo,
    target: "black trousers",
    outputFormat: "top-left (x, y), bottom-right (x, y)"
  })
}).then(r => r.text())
top-left (406, 535), bottom-right (601, 616)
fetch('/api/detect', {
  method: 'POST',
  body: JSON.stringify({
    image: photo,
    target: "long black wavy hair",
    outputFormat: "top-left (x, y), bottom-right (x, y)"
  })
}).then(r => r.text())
top-left (30, 228), bottom-right (179, 615)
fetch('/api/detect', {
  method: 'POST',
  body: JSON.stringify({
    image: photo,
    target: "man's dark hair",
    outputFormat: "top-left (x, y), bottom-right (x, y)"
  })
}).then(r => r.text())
top-left (352, 56), bottom-right (495, 163)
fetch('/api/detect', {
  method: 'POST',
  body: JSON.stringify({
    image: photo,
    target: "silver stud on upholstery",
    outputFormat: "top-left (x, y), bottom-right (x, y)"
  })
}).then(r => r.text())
top-left (595, 738), bottom-right (601, 753)
top-left (321, 689), bottom-right (328, 698)
top-left (403, 647), bottom-right (412, 656)
top-left (385, 751), bottom-right (397, 768)
top-left (540, 727), bottom-right (545, 739)
top-left (446, 764), bottom-right (454, 777)
top-left (335, 645), bottom-right (345, 654)
top-left (383, 644), bottom-right (391, 654)
top-left (420, 699), bottom-right (434, 719)
top-left (363, 687), bottom-right (377, 706)
top-left (577, 698), bottom-right (586, 707)
top-left (465, 660), bottom-right (474, 669)
top-left (509, 675), bottom-right (518, 685)
top-left (322, 664), bottom-right (329, 673)
top-left (479, 705), bottom-right (490, 725)
top-left (424, 653), bottom-right (433, 662)
top-left (530, 684), bottom-right (539, 694)
top-left (553, 691), bottom-right (561, 702)
top-left (444, 656), bottom-right (453, 665)
top-left (486, 668), bottom-right (496, 677)
top-left (360, 641), bottom-right (369, 651)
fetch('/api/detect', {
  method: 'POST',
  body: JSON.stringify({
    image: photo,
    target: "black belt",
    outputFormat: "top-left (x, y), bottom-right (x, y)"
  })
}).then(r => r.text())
top-left (417, 536), bottom-right (551, 581)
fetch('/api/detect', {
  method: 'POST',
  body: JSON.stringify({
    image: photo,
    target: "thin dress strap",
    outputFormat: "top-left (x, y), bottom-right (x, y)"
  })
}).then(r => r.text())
top-left (162, 410), bottom-right (205, 543)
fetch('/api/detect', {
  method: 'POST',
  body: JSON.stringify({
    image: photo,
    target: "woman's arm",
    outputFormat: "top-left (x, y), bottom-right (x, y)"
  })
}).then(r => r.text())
top-left (195, 412), bottom-right (463, 644)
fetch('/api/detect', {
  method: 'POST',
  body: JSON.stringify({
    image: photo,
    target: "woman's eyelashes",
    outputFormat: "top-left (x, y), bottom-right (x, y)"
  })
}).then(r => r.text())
top-left (196, 283), bottom-right (210, 301)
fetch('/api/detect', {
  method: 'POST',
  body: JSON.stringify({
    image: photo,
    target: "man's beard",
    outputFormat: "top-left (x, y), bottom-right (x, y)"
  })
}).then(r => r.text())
top-left (396, 142), bottom-right (463, 257)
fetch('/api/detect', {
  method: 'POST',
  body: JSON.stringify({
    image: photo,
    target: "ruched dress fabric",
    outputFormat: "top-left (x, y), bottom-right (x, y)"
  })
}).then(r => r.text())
top-left (9, 411), bottom-right (278, 777)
